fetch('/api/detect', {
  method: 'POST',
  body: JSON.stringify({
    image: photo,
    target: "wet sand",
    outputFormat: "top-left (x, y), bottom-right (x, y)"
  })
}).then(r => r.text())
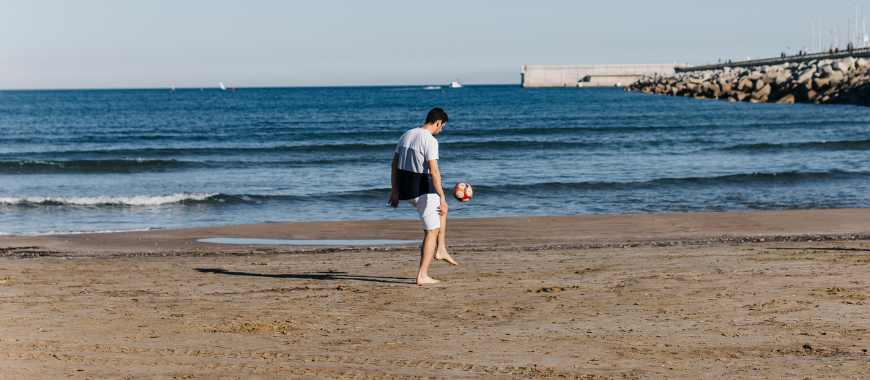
top-left (1, 209), bottom-right (869, 378)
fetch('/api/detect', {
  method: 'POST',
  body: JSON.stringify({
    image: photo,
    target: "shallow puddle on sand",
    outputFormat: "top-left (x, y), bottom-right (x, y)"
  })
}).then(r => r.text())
top-left (197, 237), bottom-right (419, 246)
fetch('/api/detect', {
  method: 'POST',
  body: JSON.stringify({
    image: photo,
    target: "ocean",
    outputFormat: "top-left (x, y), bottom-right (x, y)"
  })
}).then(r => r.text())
top-left (1, 85), bottom-right (870, 235)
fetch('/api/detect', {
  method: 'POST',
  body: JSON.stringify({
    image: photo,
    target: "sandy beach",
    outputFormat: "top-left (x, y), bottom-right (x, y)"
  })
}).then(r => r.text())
top-left (2, 209), bottom-right (870, 379)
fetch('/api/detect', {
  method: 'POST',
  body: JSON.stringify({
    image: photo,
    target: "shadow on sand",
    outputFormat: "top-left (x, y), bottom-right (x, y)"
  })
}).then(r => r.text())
top-left (195, 268), bottom-right (415, 284)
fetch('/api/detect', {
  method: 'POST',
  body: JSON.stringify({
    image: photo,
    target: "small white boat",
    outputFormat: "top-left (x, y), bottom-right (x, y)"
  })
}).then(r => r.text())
top-left (219, 82), bottom-right (227, 91)
top-left (423, 86), bottom-right (442, 90)
top-left (450, 80), bottom-right (463, 89)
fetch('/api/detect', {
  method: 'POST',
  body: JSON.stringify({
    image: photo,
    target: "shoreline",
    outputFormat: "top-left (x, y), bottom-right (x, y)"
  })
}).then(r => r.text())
top-left (3, 208), bottom-right (870, 257)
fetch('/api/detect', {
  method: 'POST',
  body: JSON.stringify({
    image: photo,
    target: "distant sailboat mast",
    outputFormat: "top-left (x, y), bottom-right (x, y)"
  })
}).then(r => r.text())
top-left (864, 12), bottom-right (869, 46)
top-left (864, 19), bottom-right (869, 46)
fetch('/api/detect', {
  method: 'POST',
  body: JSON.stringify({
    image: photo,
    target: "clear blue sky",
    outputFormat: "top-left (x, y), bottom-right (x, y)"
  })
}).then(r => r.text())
top-left (0, 0), bottom-right (866, 89)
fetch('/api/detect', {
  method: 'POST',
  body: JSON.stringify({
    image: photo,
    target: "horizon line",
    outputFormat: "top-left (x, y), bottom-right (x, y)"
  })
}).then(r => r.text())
top-left (0, 81), bottom-right (521, 92)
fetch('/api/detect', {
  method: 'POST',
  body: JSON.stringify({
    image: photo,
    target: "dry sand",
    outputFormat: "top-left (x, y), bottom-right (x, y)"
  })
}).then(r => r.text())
top-left (1, 209), bottom-right (869, 379)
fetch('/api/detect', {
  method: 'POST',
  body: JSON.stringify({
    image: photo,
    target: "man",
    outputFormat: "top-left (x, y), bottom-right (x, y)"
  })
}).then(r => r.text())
top-left (390, 107), bottom-right (459, 285)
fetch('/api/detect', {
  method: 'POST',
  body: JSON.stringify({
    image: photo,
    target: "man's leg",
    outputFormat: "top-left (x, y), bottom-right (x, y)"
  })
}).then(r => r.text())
top-left (434, 210), bottom-right (458, 265)
top-left (417, 228), bottom-right (440, 285)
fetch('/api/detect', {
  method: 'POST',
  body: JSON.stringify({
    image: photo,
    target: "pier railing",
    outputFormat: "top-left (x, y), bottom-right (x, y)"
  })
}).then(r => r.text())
top-left (676, 47), bottom-right (870, 73)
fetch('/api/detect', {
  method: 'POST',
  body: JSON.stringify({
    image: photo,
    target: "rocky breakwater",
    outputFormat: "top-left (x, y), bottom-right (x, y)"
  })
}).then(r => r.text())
top-left (629, 57), bottom-right (870, 106)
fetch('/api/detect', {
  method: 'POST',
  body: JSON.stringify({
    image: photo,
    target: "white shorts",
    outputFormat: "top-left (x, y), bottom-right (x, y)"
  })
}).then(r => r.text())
top-left (407, 193), bottom-right (441, 231)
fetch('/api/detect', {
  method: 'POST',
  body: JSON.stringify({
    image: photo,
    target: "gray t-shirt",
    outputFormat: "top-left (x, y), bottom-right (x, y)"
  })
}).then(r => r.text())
top-left (394, 128), bottom-right (439, 199)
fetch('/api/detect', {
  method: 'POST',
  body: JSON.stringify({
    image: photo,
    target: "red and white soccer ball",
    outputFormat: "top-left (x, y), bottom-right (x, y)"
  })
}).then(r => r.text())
top-left (453, 182), bottom-right (473, 202)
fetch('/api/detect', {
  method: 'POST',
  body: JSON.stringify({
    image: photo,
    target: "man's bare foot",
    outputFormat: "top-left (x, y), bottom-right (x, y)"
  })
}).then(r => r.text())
top-left (435, 250), bottom-right (459, 266)
top-left (416, 276), bottom-right (441, 285)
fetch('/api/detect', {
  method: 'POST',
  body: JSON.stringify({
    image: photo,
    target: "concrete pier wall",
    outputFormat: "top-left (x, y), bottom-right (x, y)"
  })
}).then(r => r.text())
top-left (521, 64), bottom-right (678, 88)
top-left (676, 47), bottom-right (870, 73)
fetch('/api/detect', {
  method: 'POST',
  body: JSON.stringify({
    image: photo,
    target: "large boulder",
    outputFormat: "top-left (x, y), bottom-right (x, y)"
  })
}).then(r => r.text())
top-left (833, 57), bottom-right (855, 71)
top-left (708, 83), bottom-right (722, 98)
top-left (774, 94), bottom-right (796, 104)
top-left (828, 71), bottom-right (846, 85)
top-left (755, 83), bottom-right (772, 98)
top-left (737, 77), bottom-right (754, 91)
top-left (814, 76), bottom-right (834, 90)
top-left (796, 69), bottom-right (815, 84)
top-left (850, 74), bottom-right (867, 86)
top-left (753, 79), bottom-right (767, 90)
top-left (794, 83), bottom-right (812, 101)
top-left (750, 95), bottom-right (769, 103)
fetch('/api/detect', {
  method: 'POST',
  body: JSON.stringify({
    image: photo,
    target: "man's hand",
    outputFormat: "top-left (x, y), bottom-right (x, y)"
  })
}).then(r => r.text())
top-left (390, 154), bottom-right (400, 208)
top-left (427, 159), bottom-right (448, 216)
top-left (389, 191), bottom-right (400, 208)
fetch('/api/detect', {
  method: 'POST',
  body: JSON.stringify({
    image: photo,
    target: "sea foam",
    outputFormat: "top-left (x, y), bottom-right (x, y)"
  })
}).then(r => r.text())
top-left (0, 193), bottom-right (219, 206)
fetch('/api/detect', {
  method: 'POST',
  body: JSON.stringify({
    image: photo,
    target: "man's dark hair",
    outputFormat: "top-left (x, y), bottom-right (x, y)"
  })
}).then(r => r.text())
top-left (425, 107), bottom-right (448, 125)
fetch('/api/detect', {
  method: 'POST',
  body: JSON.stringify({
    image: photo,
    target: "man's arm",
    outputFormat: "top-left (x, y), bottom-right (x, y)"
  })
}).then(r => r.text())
top-left (389, 153), bottom-right (400, 207)
top-left (428, 159), bottom-right (448, 215)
